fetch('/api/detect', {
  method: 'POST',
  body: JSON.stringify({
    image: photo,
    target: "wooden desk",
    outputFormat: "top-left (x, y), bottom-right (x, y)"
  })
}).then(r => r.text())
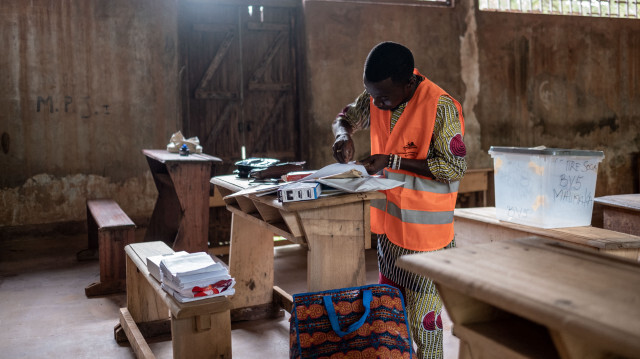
top-left (143, 149), bottom-right (222, 252)
top-left (457, 168), bottom-right (492, 207)
top-left (594, 194), bottom-right (640, 236)
top-left (115, 241), bottom-right (231, 359)
top-left (397, 237), bottom-right (640, 359)
top-left (454, 207), bottom-right (640, 261)
top-left (211, 175), bottom-right (385, 320)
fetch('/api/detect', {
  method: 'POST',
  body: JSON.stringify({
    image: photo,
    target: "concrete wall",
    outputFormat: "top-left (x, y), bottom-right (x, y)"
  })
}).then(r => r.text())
top-left (302, 0), bottom-right (640, 197)
top-left (2, 0), bottom-right (638, 230)
top-left (0, 1), bottom-right (179, 227)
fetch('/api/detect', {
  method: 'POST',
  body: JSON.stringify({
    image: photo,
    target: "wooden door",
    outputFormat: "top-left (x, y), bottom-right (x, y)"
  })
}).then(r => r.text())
top-left (179, 1), bottom-right (302, 175)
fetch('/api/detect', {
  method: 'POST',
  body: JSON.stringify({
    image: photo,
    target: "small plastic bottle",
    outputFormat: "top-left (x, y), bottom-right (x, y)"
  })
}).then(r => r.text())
top-left (179, 144), bottom-right (190, 156)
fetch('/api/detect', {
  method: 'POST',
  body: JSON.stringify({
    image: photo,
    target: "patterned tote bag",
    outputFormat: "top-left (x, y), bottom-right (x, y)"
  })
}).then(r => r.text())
top-left (290, 284), bottom-right (412, 358)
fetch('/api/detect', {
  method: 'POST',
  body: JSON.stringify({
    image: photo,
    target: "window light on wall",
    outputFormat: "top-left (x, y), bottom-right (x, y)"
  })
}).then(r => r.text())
top-left (479, 0), bottom-right (639, 18)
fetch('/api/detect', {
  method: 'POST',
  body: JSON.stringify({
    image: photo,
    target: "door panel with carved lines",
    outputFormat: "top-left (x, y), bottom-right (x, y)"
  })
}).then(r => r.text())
top-left (179, 2), bottom-right (301, 174)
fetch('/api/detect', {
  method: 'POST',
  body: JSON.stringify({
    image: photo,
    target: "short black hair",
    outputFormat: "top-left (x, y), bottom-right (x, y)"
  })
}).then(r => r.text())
top-left (364, 42), bottom-right (414, 84)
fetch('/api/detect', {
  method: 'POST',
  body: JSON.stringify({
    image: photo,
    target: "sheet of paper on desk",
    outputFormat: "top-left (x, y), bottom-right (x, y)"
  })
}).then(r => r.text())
top-left (317, 177), bottom-right (404, 193)
top-left (225, 183), bottom-right (282, 198)
top-left (299, 162), bottom-right (369, 180)
top-left (299, 163), bottom-right (404, 193)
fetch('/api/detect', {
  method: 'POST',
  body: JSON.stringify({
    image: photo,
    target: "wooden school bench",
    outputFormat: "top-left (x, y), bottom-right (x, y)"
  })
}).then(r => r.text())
top-left (114, 241), bottom-right (231, 359)
top-left (397, 237), bottom-right (640, 359)
top-left (84, 199), bottom-right (136, 297)
top-left (454, 207), bottom-right (640, 261)
top-left (457, 168), bottom-right (492, 207)
top-left (594, 194), bottom-right (640, 236)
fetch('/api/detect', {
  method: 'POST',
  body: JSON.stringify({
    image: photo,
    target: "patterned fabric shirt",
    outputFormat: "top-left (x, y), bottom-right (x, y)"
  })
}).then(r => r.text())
top-left (337, 76), bottom-right (467, 181)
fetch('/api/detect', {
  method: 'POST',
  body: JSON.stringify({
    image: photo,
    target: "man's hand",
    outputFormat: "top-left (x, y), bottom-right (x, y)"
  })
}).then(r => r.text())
top-left (358, 154), bottom-right (389, 175)
top-left (332, 134), bottom-right (355, 163)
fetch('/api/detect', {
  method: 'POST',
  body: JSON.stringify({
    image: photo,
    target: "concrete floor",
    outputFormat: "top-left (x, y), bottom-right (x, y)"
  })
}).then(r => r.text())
top-left (0, 230), bottom-right (459, 358)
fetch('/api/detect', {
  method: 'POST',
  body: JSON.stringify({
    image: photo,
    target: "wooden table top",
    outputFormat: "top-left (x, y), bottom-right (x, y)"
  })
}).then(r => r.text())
top-left (397, 237), bottom-right (640, 358)
top-left (211, 174), bottom-right (385, 212)
top-left (142, 149), bottom-right (222, 163)
top-left (594, 194), bottom-right (640, 211)
top-left (454, 206), bottom-right (640, 250)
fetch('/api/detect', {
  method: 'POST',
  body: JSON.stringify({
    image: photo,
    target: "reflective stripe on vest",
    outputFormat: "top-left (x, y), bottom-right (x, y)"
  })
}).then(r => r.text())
top-left (383, 171), bottom-right (458, 226)
top-left (386, 201), bottom-right (454, 225)
top-left (385, 171), bottom-right (460, 194)
top-left (371, 198), bottom-right (386, 212)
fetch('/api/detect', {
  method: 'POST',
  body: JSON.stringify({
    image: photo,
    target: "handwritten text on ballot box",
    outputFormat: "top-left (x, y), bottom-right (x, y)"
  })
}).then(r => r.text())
top-left (489, 146), bottom-right (604, 228)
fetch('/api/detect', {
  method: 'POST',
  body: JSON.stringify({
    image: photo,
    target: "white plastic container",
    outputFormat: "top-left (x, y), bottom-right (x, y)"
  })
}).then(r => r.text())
top-left (488, 146), bottom-right (604, 228)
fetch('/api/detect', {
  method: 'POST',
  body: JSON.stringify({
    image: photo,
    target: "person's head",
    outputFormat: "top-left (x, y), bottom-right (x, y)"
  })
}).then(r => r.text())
top-left (364, 42), bottom-right (416, 111)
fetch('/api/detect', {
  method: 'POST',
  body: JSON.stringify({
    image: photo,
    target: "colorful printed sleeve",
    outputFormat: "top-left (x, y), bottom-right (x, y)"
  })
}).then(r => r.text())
top-left (427, 96), bottom-right (467, 182)
top-left (336, 90), bottom-right (371, 131)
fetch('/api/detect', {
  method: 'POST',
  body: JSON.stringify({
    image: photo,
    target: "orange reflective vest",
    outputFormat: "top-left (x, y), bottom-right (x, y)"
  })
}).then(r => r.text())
top-left (369, 69), bottom-right (465, 251)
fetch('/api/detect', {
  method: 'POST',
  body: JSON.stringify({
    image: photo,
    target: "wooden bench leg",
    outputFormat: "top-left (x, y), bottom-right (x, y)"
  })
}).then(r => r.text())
top-left (228, 214), bottom-right (280, 321)
top-left (85, 227), bottom-right (135, 297)
top-left (77, 204), bottom-right (100, 261)
top-left (171, 311), bottom-right (232, 359)
top-left (118, 308), bottom-right (156, 359)
top-left (114, 253), bottom-right (172, 343)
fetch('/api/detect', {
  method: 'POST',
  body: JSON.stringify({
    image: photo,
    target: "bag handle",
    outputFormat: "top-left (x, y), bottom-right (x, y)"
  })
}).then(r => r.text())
top-left (323, 290), bottom-right (372, 337)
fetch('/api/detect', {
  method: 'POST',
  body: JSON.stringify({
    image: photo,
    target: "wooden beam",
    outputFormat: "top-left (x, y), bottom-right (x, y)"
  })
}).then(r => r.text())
top-left (247, 22), bottom-right (289, 31)
top-left (195, 30), bottom-right (235, 92)
top-left (249, 31), bottom-right (287, 82)
top-left (273, 286), bottom-right (293, 313)
top-left (119, 308), bottom-right (156, 359)
top-left (194, 90), bottom-right (238, 100)
top-left (193, 23), bottom-right (236, 33)
top-left (248, 83), bottom-right (291, 91)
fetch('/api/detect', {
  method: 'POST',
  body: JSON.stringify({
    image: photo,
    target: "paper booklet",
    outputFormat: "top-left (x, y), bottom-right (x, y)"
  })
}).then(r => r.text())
top-left (164, 268), bottom-right (230, 288)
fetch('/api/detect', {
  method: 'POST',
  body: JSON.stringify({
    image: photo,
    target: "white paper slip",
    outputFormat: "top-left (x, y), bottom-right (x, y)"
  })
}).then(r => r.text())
top-left (161, 279), bottom-right (236, 302)
top-left (160, 252), bottom-right (221, 280)
top-left (165, 270), bottom-right (232, 290)
top-left (170, 288), bottom-right (236, 303)
top-left (146, 251), bottom-right (189, 282)
top-left (171, 269), bottom-right (229, 287)
top-left (316, 177), bottom-right (404, 193)
top-left (162, 275), bottom-right (234, 297)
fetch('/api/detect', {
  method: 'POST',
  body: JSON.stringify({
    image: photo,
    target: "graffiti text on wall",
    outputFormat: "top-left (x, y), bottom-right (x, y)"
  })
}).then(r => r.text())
top-left (36, 96), bottom-right (110, 119)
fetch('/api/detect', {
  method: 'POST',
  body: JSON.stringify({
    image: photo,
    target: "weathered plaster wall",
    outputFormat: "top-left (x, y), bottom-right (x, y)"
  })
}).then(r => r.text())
top-left (475, 12), bottom-right (640, 195)
top-left (302, 0), bottom-right (640, 196)
top-left (0, 1), bottom-right (179, 227)
top-left (302, 0), bottom-right (474, 168)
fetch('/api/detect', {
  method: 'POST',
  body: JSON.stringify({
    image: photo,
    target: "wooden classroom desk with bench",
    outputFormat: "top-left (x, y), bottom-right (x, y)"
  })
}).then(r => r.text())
top-left (115, 241), bottom-right (231, 359)
top-left (397, 237), bottom-right (640, 359)
top-left (210, 174), bottom-right (385, 320)
top-left (454, 207), bottom-right (640, 261)
top-left (594, 194), bottom-right (640, 236)
top-left (143, 149), bottom-right (222, 253)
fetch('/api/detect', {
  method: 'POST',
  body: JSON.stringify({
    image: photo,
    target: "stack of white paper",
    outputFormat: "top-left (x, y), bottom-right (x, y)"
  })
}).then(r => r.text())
top-left (156, 252), bottom-right (235, 303)
top-left (146, 251), bottom-right (189, 282)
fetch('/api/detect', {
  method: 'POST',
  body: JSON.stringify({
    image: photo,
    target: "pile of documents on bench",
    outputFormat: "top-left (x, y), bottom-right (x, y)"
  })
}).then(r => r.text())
top-left (147, 251), bottom-right (235, 303)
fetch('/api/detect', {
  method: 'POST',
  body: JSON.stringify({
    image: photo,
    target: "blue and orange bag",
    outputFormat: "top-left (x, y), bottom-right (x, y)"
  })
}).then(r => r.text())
top-left (290, 284), bottom-right (413, 358)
